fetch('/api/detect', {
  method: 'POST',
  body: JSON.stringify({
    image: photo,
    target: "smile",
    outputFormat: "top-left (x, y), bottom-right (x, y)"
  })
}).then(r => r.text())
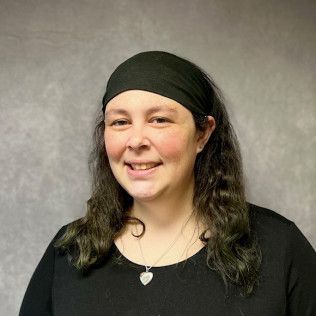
top-left (130, 163), bottom-right (160, 170)
top-left (125, 163), bottom-right (162, 178)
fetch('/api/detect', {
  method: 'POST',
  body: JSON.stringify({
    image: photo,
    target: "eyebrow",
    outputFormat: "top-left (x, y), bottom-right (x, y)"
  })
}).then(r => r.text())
top-left (104, 105), bottom-right (178, 117)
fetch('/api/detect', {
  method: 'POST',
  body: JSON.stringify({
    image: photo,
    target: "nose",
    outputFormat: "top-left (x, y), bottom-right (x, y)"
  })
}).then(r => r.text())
top-left (126, 126), bottom-right (150, 151)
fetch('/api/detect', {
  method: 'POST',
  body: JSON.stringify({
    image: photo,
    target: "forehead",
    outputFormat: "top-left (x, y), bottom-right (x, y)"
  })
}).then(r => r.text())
top-left (105, 90), bottom-right (189, 115)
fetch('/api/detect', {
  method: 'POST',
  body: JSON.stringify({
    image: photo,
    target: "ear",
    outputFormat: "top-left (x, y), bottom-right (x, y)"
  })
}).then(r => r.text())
top-left (196, 116), bottom-right (216, 154)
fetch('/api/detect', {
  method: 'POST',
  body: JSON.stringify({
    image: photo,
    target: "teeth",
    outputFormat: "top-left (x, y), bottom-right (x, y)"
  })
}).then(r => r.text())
top-left (131, 163), bottom-right (158, 170)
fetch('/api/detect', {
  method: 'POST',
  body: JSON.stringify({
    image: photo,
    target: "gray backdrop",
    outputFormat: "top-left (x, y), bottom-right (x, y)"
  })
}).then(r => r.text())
top-left (1, 0), bottom-right (315, 314)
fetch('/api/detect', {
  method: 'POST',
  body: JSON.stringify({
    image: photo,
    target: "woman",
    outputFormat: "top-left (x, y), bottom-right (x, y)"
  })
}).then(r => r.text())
top-left (20, 51), bottom-right (316, 315)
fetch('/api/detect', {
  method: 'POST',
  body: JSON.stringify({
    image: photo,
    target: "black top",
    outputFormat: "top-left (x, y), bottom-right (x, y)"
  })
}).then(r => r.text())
top-left (19, 203), bottom-right (316, 315)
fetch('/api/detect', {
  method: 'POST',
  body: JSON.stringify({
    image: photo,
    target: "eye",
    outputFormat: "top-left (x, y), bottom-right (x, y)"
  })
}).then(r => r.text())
top-left (110, 119), bottom-right (129, 126)
top-left (151, 117), bottom-right (171, 124)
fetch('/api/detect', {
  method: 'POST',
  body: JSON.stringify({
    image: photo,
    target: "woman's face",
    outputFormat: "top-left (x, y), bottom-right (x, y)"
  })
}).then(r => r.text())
top-left (104, 90), bottom-right (209, 202)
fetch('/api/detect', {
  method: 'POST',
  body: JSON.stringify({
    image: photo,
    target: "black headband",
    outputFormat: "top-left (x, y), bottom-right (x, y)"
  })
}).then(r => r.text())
top-left (102, 50), bottom-right (214, 116)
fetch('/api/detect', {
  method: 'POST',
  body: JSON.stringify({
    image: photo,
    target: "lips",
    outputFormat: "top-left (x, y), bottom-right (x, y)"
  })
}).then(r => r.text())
top-left (125, 162), bottom-right (162, 178)
top-left (125, 161), bottom-right (162, 170)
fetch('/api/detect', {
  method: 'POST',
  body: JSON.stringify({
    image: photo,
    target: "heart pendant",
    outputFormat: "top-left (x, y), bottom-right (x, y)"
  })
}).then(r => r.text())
top-left (140, 271), bottom-right (153, 285)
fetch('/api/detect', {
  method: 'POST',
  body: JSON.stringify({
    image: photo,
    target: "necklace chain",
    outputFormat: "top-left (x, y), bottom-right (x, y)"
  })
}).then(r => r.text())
top-left (136, 225), bottom-right (184, 270)
top-left (134, 211), bottom-right (194, 271)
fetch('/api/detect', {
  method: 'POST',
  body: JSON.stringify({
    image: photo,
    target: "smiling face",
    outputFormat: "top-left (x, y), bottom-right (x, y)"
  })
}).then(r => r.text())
top-left (104, 90), bottom-right (211, 202)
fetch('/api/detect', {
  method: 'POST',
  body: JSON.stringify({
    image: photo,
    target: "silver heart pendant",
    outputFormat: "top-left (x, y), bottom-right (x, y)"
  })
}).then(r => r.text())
top-left (140, 271), bottom-right (153, 285)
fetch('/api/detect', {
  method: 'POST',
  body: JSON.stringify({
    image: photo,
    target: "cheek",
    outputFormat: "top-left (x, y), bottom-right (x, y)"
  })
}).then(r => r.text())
top-left (157, 130), bottom-right (193, 162)
top-left (104, 132), bottom-right (125, 160)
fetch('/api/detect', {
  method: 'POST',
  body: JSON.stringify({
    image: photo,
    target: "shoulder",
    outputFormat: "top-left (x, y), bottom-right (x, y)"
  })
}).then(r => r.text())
top-left (246, 204), bottom-right (316, 311)
top-left (247, 202), bottom-right (295, 241)
top-left (50, 218), bottom-right (84, 254)
top-left (246, 201), bottom-right (315, 258)
top-left (247, 201), bottom-right (293, 227)
top-left (53, 217), bottom-right (83, 240)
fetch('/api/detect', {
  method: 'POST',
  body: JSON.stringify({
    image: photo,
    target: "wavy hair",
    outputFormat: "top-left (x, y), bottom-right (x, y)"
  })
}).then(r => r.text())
top-left (54, 66), bottom-right (262, 298)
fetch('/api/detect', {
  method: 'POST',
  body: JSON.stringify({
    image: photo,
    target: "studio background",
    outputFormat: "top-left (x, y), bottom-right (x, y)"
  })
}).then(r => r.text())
top-left (0, 0), bottom-right (315, 315)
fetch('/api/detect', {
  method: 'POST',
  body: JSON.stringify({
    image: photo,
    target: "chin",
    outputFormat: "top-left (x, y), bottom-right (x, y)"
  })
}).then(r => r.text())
top-left (127, 188), bottom-right (161, 201)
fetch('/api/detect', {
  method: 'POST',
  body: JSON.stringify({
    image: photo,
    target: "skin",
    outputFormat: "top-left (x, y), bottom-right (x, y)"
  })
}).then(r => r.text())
top-left (104, 90), bottom-right (216, 264)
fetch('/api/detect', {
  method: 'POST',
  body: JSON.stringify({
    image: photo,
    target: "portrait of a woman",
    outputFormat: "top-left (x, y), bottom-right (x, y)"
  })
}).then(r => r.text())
top-left (19, 51), bottom-right (316, 315)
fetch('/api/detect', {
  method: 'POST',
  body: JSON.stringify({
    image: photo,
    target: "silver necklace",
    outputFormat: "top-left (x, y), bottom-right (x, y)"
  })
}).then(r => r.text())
top-left (134, 213), bottom-right (193, 286)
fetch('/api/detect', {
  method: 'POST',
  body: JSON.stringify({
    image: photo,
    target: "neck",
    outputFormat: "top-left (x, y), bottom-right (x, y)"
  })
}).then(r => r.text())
top-left (116, 181), bottom-right (209, 266)
top-left (127, 180), bottom-right (199, 236)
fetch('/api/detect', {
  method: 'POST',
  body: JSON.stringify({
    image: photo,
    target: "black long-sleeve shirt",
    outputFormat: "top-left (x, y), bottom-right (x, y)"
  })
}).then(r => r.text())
top-left (19, 203), bottom-right (316, 315)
